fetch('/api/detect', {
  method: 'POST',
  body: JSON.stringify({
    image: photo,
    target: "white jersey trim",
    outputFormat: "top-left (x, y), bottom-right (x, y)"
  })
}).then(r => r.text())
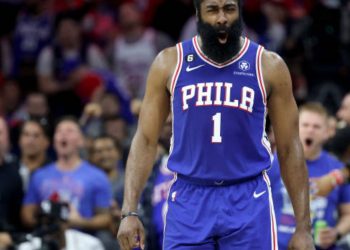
top-left (192, 36), bottom-right (250, 68)
top-left (263, 171), bottom-right (279, 250)
top-left (162, 173), bottom-right (178, 248)
top-left (170, 43), bottom-right (183, 96)
top-left (256, 45), bottom-right (273, 163)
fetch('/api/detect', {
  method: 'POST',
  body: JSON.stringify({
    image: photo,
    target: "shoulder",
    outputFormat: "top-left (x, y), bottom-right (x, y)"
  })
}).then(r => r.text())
top-left (81, 162), bottom-right (109, 180)
top-left (322, 151), bottom-right (343, 169)
top-left (261, 49), bottom-right (291, 93)
top-left (32, 163), bottom-right (56, 180)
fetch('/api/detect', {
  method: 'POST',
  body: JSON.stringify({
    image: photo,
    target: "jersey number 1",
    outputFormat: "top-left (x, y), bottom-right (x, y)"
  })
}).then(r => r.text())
top-left (212, 113), bottom-right (222, 143)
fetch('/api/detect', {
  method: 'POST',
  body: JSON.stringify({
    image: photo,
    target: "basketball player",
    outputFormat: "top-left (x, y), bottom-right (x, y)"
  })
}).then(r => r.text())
top-left (117, 0), bottom-right (314, 249)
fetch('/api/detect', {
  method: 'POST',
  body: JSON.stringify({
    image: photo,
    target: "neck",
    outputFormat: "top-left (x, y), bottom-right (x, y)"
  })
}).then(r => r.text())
top-left (304, 147), bottom-right (322, 161)
top-left (21, 153), bottom-right (46, 172)
top-left (57, 154), bottom-right (81, 170)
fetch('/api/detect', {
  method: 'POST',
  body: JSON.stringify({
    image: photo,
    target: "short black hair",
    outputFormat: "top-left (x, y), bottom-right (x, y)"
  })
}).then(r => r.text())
top-left (93, 135), bottom-right (123, 153)
top-left (20, 118), bottom-right (50, 138)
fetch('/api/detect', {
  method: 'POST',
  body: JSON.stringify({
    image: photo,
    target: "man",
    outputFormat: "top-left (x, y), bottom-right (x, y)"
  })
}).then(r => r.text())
top-left (118, 0), bottom-right (314, 249)
top-left (0, 117), bottom-right (23, 249)
top-left (271, 103), bottom-right (350, 250)
top-left (22, 117), bottom-right (112, 233)
top-left (91, 135), bottom-right (124, 207)
top-left (337, 93), bottom-right (350, 127)
top-left (18, 119), bottom-right (50, 190)
top-left (112, 2), bottom-right (173, 99)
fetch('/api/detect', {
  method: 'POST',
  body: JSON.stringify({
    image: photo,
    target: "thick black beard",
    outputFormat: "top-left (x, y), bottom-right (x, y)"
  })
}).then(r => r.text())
top-left (197, 17), bottom-right (243, 63)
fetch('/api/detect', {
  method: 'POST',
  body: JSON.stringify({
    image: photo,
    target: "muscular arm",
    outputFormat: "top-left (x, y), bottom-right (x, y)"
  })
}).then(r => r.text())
top-left (263, 51), bottom-right (311, 231)
top-left (121, 48), bottom-right (175, 214)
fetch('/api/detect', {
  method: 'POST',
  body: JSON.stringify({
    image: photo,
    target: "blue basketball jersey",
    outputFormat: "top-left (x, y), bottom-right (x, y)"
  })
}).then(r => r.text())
top-left (167, 36), bottom-right (273, 181)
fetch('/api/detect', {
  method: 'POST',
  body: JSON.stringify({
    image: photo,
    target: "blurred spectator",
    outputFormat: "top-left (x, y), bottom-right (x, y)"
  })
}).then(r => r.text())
top-left (12, 0), bottom-right (54, 94)
top-left (22, 117), bottom-right (112, 235)
top-left (91, 135), bottom-right (124, 250)
top-left (91, 136), bottom-right (124, 207)
top-left (103, 115), bottom-right (129, 149)
top-left (270, 102), bottom-right (350, 250)
top-left (0, 117), bottom-right (23, 248)
top-left (37, 15), bottom-right (108, 117)
top-left (327, 126), bottom-right (350, 164)
top-left (18, 119), bottom-right (50, 191)
top-left (80, 92), bottom-right (133, 138)
top-left (82, 0), bottom-right (118, 49)
top-left (1, 79), bottom-right (22, 124)
top-left (337, 93), bottom-right (350, 127)
top-left (261, 1), bottom-right (288, 52)
top-left (112, 2), bottom-right (173, 99)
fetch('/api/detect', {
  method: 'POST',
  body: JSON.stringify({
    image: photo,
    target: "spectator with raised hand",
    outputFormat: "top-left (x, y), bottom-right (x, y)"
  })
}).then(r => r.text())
top-left (112, 2), bottom-right (173, 100)
top-left (21, 116), bottom-right (112, 235)
top-left (37, 15), bottom-right (108, 117)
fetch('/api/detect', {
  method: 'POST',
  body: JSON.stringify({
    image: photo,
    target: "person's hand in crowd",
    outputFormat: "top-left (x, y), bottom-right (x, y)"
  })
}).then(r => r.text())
top-left (130, 99), bottom-right (142, 116)
top-left (68, 204), bottom-right (84, 227)
top-left (80, 102), bottom-right (103, 125)
top-left (0, 232), bottom-right (13, 249)
top-left (309, 175), bottom-right (335, 198)
top-left (317, 227), bottom-right (338, 249)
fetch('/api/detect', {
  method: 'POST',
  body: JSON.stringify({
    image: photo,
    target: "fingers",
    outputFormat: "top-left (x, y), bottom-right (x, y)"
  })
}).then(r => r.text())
top-left (139, 228), bottom-right (146, 250)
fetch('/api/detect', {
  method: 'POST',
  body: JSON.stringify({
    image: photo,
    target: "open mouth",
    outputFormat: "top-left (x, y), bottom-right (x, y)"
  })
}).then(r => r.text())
top-left (305, 138), bottom-right (313, 147)
top-left (60, 140), bottom-right (68, 147)
top-left (217, 31), bottom-right (228, 44)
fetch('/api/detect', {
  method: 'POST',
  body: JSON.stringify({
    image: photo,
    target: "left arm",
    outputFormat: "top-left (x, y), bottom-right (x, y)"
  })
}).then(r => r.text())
top-left (69, 207), bottom-right (111, 230)
top-left (263, 50), bottom-right (314, 249)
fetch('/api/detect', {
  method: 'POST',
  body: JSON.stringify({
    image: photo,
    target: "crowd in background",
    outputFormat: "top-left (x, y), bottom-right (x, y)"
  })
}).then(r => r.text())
top-left (0, 0), bottom-right (350, 249)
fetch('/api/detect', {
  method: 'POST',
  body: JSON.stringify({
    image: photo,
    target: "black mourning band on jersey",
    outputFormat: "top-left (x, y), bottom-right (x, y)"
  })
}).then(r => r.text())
top-left (121, 211), bottom-right (139, 220)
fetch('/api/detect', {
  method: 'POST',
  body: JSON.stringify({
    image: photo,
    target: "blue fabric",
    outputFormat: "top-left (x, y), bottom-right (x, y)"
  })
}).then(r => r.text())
top-left (163, 173), bottom-right (276, 250)
top-left (24, 161), bottom-right (112, 218)
top-left (271, 151), bottom-right (350, 250)
top-left (168, 37), bottom-right (272, 181)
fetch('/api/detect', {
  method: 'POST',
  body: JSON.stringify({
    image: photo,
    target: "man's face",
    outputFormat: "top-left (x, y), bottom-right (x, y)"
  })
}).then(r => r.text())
top-left (58, 19), bottom-right (80, 48)
top-left (26, 94), bottom-right (48, 117)
top-left (337, 95), bottom-right (350, 125)
top-left (299, 111), bottom-right (328, 155)
top-left (197, 0), bottom-right (242, 63)
top-left (92, 138), bottom-right (120, 172)
top-left (54, 121), bottom-right (83, 158)
top-left (0, 118), bottom-right (9, 158)
top-left (20, 122), bottom-right (48, 158)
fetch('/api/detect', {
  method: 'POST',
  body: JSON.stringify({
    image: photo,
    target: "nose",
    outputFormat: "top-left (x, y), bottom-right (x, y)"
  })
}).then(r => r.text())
top-left (216, 10), bottom-right (228, 26)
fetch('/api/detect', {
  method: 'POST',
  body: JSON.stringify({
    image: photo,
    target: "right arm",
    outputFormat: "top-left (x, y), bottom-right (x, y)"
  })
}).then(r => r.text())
top-left (117, 46), bottom-right (177, 250)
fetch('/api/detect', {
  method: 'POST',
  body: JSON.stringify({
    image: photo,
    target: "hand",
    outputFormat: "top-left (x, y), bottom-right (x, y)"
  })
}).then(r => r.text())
top-left (288, 228), bottom-right (315, 250)
top-left (68, 204), bottom-right (84, 227)
top-left (0, 232), bottom-right (12, 248)
top-left (309, 175), bottom-right (335, 198)
top-left (117, 216), bottom-right (145, 250)
top-left (317, 227), bottom-right (337, 249)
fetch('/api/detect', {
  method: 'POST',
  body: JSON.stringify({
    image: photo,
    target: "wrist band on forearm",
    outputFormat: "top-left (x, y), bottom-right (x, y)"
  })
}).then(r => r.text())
top-left (121, 211), bottom-right (139, 220)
